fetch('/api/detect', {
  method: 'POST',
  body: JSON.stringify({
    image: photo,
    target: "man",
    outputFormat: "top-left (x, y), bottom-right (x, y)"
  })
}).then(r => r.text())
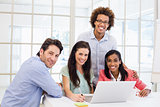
top-left (77, 7), bottom-right (138, 89)
top-left (1, 38), bottom-right (63, 107)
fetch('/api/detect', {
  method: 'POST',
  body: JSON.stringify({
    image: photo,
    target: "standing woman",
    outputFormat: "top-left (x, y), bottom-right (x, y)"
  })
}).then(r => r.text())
top-left (98, 50), bottom-right (151, 97)
top-left (61, 41), bottom-right (93, 102)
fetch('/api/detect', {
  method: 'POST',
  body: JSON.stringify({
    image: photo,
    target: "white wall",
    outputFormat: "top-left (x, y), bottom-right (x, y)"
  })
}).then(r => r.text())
top-left (150, 1), bottom-right (160, 91)
top-left (159, 0), bottom-right (160, 19)
top-left (153, 19), bottom-right (160, 73)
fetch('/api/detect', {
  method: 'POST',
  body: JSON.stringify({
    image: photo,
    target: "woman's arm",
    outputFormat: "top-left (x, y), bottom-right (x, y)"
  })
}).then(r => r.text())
top-left (127, 69), bottom-right (151, 97)
top-left (62, 75), bottom-right (85, 102)
top-left (90, 84), bottom-right (94, 94)
top-left (98, 70), bottom-right (105, 81)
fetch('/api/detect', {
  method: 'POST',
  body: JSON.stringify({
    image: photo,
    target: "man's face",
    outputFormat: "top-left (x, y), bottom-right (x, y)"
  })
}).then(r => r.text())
top-left (94, 14), bottom-right (109, 35)
top-left (40, 45), bottom-right (60, 68)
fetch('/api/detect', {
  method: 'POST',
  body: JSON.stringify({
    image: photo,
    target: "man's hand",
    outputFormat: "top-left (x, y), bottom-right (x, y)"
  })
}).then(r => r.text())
top-left (132, 70), bottom-right (139, 79)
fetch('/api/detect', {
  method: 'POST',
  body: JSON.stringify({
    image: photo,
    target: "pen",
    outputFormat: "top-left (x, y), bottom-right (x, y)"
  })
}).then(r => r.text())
top-left (78, 87), bottom-right (83, 96)
top-left (78, 87), bottom-right (87, 103)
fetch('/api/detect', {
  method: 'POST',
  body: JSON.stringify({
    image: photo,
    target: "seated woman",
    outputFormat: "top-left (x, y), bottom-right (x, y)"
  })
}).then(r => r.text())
top-left (61, 41), bottom-right (94, 102)
top-left (98, 50), bottom-right (151, 97)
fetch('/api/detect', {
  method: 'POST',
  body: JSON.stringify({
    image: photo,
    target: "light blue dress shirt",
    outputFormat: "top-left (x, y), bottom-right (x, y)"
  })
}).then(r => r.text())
top-left (1, 56), bottom-right (62, 107)
top-left (77, 30), bottom-right (117, 86)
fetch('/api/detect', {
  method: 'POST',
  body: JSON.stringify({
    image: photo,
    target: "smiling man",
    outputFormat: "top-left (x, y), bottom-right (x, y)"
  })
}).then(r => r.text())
top-left (77, 7), bottom-right (117, 89)
top-left (1, 38), bottom-right (63, 107)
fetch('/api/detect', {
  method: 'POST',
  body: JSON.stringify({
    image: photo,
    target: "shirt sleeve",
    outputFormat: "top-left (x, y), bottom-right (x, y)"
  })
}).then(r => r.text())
top-left (76, 32), bottom-right (86, 42)
top-left (98, 70), bottom-right (105, 81)
top-left (111, 36), bottom-right (117, 50)
top-left (29, 67), bottom-right (62, 98)
top-left (127, 69), bottom-right (147, 90)
top-left (113, 41), bottom-right (117, 50)
top-left (60, 66), bottom-right (69, 78)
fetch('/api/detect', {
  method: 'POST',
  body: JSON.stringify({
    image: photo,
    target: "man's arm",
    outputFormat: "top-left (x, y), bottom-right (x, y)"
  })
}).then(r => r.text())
top-left (123, 63), bottom-right (139, 79)
top-left (30, 68), bottom-right (62, 98)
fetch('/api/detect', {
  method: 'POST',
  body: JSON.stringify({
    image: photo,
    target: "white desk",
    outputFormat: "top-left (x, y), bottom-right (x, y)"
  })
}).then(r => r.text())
top-left (43, 92), bottom-right (160, 107)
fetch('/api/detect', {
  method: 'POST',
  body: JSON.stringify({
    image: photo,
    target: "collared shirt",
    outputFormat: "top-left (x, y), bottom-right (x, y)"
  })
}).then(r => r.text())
top-left (1, 56), bottom-right (62, 107)
top-left (77, 30), bottom-right (117, 86)
top-left (110, 71), bottom-right (122, 81)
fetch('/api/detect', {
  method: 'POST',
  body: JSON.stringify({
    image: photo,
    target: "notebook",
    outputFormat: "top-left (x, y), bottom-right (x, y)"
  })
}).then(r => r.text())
top-left (74, 102), bottom-right (88, 107)
top-left (84, 81), bottom-right (136, 103)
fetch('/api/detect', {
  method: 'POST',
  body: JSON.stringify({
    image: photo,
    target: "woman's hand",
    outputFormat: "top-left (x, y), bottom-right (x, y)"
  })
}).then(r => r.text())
top-left (62, 76), bottom-right (85, 102)
top-left (70, 93), bottom-right (85, 102)
top-left (139, 89), bottom-right (151, 97)
top-left (56, 82), bottom-right (62, 89)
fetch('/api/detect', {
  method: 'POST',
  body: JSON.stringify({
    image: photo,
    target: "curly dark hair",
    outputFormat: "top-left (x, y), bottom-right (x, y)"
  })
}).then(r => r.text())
top-left (104, 50), bottom-right (128, 81)
top-left (90, 7), bottom-right (115, 31)
top-left (68, 41), bottom-right (92, 90)
top-left (37, 38), bottom-right (63, 56)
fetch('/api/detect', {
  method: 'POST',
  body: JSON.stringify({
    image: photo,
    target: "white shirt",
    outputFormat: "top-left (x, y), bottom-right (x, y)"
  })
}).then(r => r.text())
top-left (110, 71), bottom-right (122, 81)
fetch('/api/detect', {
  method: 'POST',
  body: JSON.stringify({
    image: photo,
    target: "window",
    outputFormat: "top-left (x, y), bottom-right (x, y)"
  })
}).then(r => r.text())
top-left (0, 0), bottom-right (157, 104)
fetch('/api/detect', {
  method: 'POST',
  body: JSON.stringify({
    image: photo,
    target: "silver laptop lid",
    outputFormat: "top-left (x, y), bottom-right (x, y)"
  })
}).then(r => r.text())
top-left (90, 81), bottom-right (136, 103)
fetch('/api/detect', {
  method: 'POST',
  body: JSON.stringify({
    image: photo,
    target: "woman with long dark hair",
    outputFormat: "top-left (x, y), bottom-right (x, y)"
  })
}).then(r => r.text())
top-left (61, 41), bottom-right (93, 102)
top-left (98, 50), bottom-right (151, 97)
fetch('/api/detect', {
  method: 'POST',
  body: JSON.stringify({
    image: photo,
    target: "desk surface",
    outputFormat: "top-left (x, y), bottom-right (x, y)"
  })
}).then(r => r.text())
top-left (43, 92), bottom-right (160, 107)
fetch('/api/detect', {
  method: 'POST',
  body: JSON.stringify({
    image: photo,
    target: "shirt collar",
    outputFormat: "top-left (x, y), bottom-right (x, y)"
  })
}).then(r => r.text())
top-left (110, 71), bottom-right (121, 81)
top-left (90, 29), bottom-right (109, 41)
top-left (36, 55), bottom-right (50, 70)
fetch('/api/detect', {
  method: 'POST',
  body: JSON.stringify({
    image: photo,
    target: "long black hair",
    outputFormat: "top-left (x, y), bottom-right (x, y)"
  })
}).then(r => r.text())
top-left (68, 41), bottom-right (92, 90)
top-left (104, 50), bottom-right (128, 81)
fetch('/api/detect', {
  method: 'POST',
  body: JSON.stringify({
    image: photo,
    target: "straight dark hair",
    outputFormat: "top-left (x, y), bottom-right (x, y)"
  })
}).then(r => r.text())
top-left (37, 38), bottom-right (63, 56)
top-left (68, 41), bottom-right (92, 90)
top-left (104, 50), bottom-right (128, 81)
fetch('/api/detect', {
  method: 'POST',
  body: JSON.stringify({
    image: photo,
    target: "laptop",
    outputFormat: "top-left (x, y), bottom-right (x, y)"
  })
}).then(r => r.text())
top-left (84, 81), bottom-right (136, 103)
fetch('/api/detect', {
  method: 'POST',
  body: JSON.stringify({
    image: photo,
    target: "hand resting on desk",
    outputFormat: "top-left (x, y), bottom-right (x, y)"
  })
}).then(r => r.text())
top-left (138, 89), bottom-right (151, 97)
top-left (70, 93), bottom-right (85, 102)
